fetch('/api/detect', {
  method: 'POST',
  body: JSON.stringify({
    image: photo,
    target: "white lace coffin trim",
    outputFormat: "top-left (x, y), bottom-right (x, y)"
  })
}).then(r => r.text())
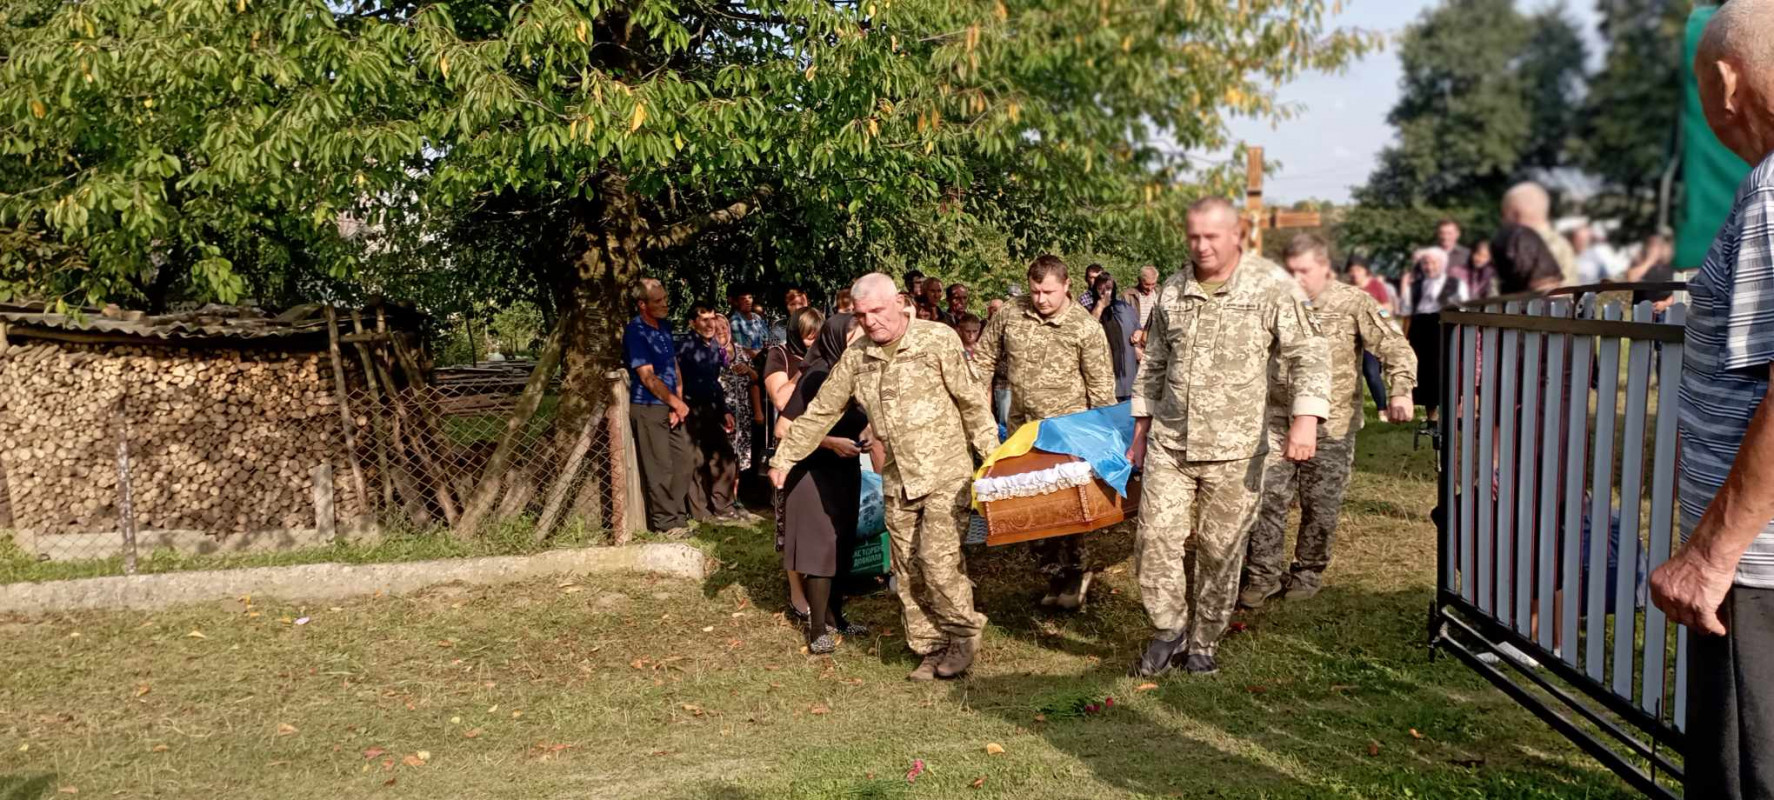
top-left (973, 461), bottom-right (1095, 503)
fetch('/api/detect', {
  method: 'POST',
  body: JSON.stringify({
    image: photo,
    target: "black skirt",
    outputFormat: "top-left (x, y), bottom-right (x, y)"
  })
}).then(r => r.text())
top-left (778, 449), bottom-right (861, 578)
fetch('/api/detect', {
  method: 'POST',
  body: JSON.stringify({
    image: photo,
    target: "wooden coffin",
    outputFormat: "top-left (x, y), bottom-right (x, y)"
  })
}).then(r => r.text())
top-left (977, 450), bottom-right (1141, 546)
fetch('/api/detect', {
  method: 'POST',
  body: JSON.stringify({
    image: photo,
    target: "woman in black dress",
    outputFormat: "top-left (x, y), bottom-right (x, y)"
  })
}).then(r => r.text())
top-left (779, 313), bottom-right (872, 653)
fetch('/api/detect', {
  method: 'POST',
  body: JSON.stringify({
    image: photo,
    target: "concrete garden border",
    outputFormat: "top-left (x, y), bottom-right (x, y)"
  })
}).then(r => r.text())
top-left (0, 543), bottom-right (708, 614)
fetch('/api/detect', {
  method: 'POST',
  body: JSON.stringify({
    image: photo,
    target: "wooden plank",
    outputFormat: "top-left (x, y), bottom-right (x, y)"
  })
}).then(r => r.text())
top-left (1611, 302), bottom-right (1655, 700)
top-left (1442, 317), bottom-right (1461, 593)
top-left (1441, 311), bottom-right (1684, 343)
top-left (1495, 302), bottom-right (1523, 627)
top-left (1270, 211), bottom-right (1323, 229)
top-left (1476, 304), bottom-right (1502, 615)
top-left (1585, 303), bottom-right (1624, 682)
top-left (323, 307), bottom-right (371, 519)
top-left (1514, 300), bottom-right (1544, 635)
top-left (1536, 300), bottom-right (1569, 652)
top-left (1559, 297), bottom-right (1596, 668)
top-left (1460, 321), bottom-right (1479, 603)
top-left (1641, 304), bottom-right (1685, 717)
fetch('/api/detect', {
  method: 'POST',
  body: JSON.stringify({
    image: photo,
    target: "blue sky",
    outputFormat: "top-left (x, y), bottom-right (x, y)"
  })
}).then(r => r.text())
top-left (1225, 1), bottom-right (1604, 204)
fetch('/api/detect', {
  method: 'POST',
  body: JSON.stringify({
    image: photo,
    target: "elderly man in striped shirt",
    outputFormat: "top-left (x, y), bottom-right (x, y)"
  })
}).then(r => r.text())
top-left (1650, 4), bottom-right (1774, 797)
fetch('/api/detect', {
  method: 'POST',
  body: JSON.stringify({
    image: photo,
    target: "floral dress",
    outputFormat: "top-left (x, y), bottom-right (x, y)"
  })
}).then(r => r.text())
top-left (720, 360), bottom-right (753, 470)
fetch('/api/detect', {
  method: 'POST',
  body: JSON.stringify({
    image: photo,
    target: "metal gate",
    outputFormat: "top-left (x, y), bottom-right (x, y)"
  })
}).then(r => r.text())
top-left (1429, 286), bottom-right (1690, 798)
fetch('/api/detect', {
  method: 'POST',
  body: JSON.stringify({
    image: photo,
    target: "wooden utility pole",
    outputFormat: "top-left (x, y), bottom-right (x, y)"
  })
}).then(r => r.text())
top-left (1244, 146), bottom-right (1324, 251)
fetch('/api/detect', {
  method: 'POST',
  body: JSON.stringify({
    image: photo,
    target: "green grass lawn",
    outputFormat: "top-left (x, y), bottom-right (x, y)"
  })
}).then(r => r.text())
top-left (0, 415), bottom-right (1636, 799)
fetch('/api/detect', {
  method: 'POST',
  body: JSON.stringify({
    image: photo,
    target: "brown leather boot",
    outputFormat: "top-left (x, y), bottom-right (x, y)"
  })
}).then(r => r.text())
top-left (935, 633), bottom-right (982, 679)
top-left (906, 650), bottom-right (945, 682)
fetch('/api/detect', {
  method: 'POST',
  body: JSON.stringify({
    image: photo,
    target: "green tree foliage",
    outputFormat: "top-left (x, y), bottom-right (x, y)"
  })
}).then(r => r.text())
top-left (1578, 0), bottom-right (1691, 238)
top-left (2, 0), bottom-right (1369, 431)
top-left (1344, 0), bottom-right (1584, 262)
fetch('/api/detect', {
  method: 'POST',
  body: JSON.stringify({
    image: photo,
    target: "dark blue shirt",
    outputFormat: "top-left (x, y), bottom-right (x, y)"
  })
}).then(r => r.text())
top-left (676, 332), bottom-right (729, 412)
top-left (624, 316), bottom-right (678, 406)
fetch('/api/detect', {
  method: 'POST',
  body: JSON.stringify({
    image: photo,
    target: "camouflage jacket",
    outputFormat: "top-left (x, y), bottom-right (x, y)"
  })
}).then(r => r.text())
top-left (1132, 253), bottom-right (1331, 461)
top-left (973, 295), bottom-right (1118, 431)
top-left (770, 319), bottom-right (998, 501)
top-left (1266, 280), bottom-right (1417, 439)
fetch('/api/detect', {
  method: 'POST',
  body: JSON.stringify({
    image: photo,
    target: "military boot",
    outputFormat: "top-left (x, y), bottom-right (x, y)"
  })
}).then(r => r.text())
top-left (1238, 583), bottom-right (1281, 611)
top-left (1130, 634), bottom-right (1187, 678)
top-left (935, 633), bottom-right (982, 679)
top-left (906, 650), bottom-right (945, 682)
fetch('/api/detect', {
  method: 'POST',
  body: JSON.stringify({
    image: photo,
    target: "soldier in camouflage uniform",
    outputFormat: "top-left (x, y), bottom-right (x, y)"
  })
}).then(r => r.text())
top-left (1241, 234), bottom-right (1418, 610)
top-left (1127, 197), bottom-right (1331, 677)
top-left (770, 273), bottom-right (999, 681)
top-left (973, 254), bottom-right (1118, 610)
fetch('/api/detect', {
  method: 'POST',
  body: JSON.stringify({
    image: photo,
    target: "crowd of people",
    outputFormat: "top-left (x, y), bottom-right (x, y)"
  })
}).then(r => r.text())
top-left (619, 7), bottom-right (1769, 795)
top-left (620, 180), bottom-right (1695, 674)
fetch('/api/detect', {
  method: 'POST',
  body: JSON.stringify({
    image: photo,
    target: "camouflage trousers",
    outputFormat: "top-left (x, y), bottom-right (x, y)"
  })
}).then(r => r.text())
top-left (1243, 426), bottom-right (1357, 596)
top-left (883, 478), bottom-right (989, 656)
top-left (1134, 445), bottom-right (1265, 655)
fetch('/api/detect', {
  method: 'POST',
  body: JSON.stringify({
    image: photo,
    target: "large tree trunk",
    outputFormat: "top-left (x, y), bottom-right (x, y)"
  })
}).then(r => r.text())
top-left (554, 176), bottom-right (650, 440)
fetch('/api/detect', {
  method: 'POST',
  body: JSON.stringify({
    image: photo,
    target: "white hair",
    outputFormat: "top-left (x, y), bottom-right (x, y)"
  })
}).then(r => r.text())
top-left (851, 272), bottom-right (898, 301)
top-left (1414, 247), bottom-right (1448, 266)
top-left (1502, 182), bottom-right (1552, 225)
top-left (1700, 0), bottom-right (1774, 76)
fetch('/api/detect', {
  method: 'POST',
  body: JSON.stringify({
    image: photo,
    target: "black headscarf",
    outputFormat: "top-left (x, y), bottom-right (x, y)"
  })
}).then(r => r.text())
top-left (783, 313), bottom-right (855, 420)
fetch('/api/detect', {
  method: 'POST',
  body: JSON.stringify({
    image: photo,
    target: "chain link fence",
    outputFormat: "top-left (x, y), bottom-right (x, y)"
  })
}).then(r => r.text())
top-left (0, 337), bottom-right (633, 577)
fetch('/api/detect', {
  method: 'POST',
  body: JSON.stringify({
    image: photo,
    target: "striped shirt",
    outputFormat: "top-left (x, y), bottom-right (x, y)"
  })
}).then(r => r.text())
top-left (1678, 152), bottom-right (1774, 588)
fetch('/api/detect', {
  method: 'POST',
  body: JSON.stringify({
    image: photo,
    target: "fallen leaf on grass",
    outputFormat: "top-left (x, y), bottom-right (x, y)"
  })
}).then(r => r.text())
top-left (16, 744), bottom-right (27, 752)
top-left (809, 704), bottom-right (830, 715)
top-left (1135, 682), bottom-right (1159, 692)
top-left (681, 704), bottom-right (705, 717)
top-left (1366, 741), bottom-right (1380, 757)
top-left (984, 742), bottom-right (1005, 755)
top-left (1245, 685), bottom-right (1268, 694)
top-left (463, 729), bottom-right (483, 739)
top-left (1227, 622), bottom-right (1249, 634)
top-left (294, 617), bottom-right (310, 626)
top-left (905, 759), bottom-right (925, 784)
top-left (1033, 713), bottom-right (1046, 723)
top-left (382, 778), bottom-right (396, 787)
top-left (701, 626), bottom-right (715, 633)
top-left (630, 659), bottom-right (649, 670)
top-left (151, 744), bottom-right (169, 753)
top-left (1409, 728), bottom-right (1423, 740)
top-left (971, 777), bottom-right (987, 789)
top-left (134, 685), bottom-right (151, 697)
top-left (511, 710), bottom-right (523, 719)
top-left (186, 630), bottom-right (207, 639)
top-left (402, 754), bottom-right (426, 767)
top-left (363, 747), bottom-right (386, 760)
top-left (276, 723), bottom-right (298, 736)
top-left (57, 787), bottom-right (76, 795)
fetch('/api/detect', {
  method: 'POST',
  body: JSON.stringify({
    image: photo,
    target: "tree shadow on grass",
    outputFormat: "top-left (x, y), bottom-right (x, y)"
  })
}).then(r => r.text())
top-left (0, 775), bottom-right (55, 800)
top-left (952, 585), bottom-right (1640, 799)
top-left (693, 517), bottom-right (1145, 660)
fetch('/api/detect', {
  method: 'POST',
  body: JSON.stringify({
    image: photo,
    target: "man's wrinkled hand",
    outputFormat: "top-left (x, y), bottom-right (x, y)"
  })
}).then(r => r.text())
top-left (1386, 397), bottom-right (1415, 425)
top-left (1284, 417), bottom-right (1318, 462)
top-left (1650, 546), bottom-right (1735, 636)
top-left (768, 467), bottom-right (788, 490)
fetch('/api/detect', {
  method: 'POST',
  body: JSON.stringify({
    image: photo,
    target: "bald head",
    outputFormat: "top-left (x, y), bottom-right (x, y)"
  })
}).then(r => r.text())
top-left (1697, 0), bottom-right (1774, 164)
top-left (1502, 182), bottom-right (1552, 227)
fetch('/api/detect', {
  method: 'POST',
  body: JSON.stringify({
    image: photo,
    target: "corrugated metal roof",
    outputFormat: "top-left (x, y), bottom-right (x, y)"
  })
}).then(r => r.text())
top-left (0, 302), bottom-right (337, 342)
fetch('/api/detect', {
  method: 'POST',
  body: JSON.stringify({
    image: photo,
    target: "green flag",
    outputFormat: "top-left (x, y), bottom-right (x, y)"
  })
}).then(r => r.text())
top-left (1678, 5), bottom-right (1751, 268)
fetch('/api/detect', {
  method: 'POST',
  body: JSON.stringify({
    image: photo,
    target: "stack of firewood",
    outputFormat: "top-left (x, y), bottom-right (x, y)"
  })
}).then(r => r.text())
top-left (0, 342), bottom-right (363, 536)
